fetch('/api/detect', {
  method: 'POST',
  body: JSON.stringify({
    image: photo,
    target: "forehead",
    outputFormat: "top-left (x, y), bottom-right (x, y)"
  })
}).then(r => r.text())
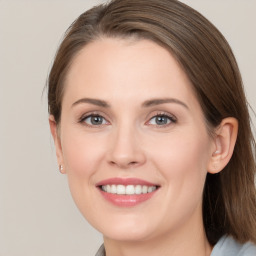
top-left (63, 37), bottom-right (198, 108)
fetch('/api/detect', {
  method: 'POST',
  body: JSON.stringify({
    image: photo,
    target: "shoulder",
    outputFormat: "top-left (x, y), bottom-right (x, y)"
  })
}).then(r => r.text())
top-left (211, 236), bottom-right (256, 256)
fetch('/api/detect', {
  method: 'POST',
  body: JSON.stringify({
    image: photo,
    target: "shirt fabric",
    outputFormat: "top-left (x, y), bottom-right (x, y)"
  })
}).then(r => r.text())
top-left (211, 236), bottom-right (256, 256)
top-left (95, 236), bottom-right (256, 256)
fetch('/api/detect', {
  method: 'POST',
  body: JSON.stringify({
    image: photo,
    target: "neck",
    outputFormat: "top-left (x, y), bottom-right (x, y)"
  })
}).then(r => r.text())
top-left (103, 210), bottom-right (212, 256)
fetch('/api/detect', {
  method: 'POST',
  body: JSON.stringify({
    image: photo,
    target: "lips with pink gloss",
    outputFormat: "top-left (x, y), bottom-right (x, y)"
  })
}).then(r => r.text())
top-left (96, 178), bottom-right (160, 207)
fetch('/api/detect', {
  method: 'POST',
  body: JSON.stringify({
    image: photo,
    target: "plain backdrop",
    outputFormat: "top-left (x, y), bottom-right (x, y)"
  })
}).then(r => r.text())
top-left (0, 1), bottom-right (255, 255)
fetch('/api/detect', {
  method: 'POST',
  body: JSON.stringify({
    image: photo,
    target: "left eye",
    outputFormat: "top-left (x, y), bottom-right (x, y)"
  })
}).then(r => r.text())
top-left (148, 115), bottom-right (175, 126)
top-left (82, 115), bottom-right (108, 126)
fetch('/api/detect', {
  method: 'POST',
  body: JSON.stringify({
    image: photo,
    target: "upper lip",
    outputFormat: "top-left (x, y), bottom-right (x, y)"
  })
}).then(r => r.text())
top-left (96, 177), bottom-right (159, 187)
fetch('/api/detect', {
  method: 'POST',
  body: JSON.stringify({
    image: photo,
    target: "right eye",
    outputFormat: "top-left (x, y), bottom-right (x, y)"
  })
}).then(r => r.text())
top-left (81, 114), bottom-right (109, 127)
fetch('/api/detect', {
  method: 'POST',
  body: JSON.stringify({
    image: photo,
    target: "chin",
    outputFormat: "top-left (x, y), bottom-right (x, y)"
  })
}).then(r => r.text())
top-left (102, 227), bottom-right (154, 242)
top-left (91, 214), bottom-right (156, 242)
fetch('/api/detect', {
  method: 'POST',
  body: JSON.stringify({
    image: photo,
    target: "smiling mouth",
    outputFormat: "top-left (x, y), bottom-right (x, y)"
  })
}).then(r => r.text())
top-left (100, 184), bottom-right (159, 195)
top-left (96, 178), bottom-right (160, 206)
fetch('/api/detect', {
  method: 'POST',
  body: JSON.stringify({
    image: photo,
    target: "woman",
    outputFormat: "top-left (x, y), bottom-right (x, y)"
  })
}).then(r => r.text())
top-left (47, 0), bottom-right (256, 255)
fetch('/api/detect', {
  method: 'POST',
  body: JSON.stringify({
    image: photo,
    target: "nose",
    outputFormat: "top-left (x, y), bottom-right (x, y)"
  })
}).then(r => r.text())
top-left (107, 125), bottom-right (146, 169)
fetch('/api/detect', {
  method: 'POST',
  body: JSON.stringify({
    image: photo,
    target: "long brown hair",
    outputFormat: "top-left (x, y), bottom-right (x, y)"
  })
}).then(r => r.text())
top-left (47, 0), bottom-right (256, 245)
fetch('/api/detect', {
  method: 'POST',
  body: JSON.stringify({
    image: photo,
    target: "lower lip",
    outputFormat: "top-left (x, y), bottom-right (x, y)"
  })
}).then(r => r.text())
top-left (98, 189), bottom-right (158, 207)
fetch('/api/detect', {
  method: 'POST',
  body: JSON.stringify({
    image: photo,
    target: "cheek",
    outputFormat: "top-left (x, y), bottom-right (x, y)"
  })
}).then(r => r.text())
top-left (61, 128), bottom-right (106, 181)
top-left (146, 129), bottom-right (212, 228)
top-left (149, 128), bottom-right (211, 193)
top-left (60, 130), bottom-right (106, 220)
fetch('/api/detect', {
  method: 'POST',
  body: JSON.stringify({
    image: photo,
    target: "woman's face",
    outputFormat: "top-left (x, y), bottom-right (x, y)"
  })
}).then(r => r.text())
top-left (53, 38), bottom-right (216, 242)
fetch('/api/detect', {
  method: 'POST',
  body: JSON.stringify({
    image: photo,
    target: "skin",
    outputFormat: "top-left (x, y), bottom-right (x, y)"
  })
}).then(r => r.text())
top-left (50, 38), bottom-right (238, 256)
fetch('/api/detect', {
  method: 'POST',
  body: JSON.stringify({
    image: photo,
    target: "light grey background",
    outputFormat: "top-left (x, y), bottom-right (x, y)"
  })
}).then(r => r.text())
top-left (0, 1), bottom-right (255, 255)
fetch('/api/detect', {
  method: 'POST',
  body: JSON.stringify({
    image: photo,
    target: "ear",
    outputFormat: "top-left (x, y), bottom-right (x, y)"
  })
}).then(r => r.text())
top-left (49, 115), bottom-right (66, 174)
top-left (208, 117), bottom-right (238, 174)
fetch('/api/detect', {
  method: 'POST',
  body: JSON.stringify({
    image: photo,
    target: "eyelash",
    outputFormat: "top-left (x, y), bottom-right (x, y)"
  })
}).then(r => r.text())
top-left (146, 112), bottom-right (177, 128)
top-left (78, 112), bottom-right (110, 128)
top-left (78, 111), bottom-right (177, 128)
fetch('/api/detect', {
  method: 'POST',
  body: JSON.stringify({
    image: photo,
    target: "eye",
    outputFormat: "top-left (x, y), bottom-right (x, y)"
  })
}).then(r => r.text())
top-left (147, 113), bottom-right (176, 127)
top-left (81, 114), bottom-right (109, 126)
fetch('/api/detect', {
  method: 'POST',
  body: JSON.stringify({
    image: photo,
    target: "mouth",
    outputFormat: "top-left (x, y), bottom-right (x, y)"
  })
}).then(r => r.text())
top-left (96, 178), bottom-right (160, 207)
top-left (100, 184), bottom-right (158, 195)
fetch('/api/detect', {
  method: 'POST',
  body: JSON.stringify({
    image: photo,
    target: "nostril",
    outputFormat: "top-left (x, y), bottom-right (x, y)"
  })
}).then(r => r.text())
top-left (109, 161), bottom-right (116, 166)
top-left (108, 160), bottom-right (139, 168)
top-left (129, 161), bottom-right (138, 166)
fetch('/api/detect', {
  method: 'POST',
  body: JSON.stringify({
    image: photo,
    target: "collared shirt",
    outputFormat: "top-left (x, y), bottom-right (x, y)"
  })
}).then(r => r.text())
top-left (211, 236), bottom-right (256, 256)
top-left (95, 236), bottom-right (256, 256)
top-left (95, 244), bottom-right (105, 256)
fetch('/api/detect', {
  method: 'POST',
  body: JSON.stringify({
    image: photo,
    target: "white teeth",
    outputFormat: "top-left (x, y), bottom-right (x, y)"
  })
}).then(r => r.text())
top-left (101, 184), bottom-right (157, 195)
top-left (116, 185), bottom-right (126, 194)
top-left (126, 185), bottom-right (135, 195)
top-left (111, 184), bottom-right (117, 194)
top-left (142, 185), bottom-right (148, 194)
top-left (135, 185), bottom-right (142, 194)
top-left (148, 186), bottom-right (153, 193)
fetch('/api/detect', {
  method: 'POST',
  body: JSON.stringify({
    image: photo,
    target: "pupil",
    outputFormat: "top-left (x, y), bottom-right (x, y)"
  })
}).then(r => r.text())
top-left (156, 116), bottom-right (167, 125)
top-left (92, 116), bottom-right (102, 125)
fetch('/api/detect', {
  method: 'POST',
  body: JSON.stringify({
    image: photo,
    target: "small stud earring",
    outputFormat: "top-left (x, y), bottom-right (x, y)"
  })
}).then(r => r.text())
top-left (59, 165), bottom-right (64, 174)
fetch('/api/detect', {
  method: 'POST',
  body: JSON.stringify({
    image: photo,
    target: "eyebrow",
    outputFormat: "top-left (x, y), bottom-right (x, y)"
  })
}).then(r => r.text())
top-left (71, 97), bottom-right (189, 109)
top-left (72, 98), bottom-right (110, 108)
top-left (142, 98), bottom-right (189, 109)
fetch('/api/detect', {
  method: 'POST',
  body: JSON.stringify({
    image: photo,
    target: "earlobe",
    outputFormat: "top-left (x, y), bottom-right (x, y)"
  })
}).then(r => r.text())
top-left (49, 115), bottom-right (66, 174)
top-left (208, 117), bottom-right (238, 174)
